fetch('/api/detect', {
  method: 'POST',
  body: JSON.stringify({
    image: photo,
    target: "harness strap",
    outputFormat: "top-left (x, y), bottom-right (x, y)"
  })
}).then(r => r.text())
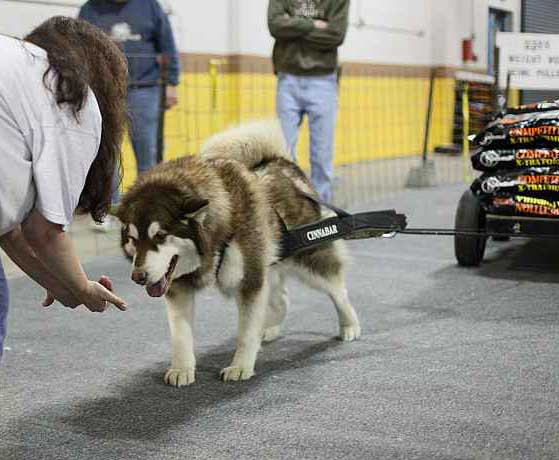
top-left (298, 191), bottom-right (352, 218)
top-left (214, 241), bottom-right (229, 277)
top-left (277, 195), bottom-right (407, 260)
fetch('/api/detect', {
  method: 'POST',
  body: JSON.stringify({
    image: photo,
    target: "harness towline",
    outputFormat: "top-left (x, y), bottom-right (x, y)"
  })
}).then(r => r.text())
top-left (275, 191), bottom-right (559, 261)
top-left (278, 209), bottom-right (408, 260)
top-left (277, 204), bottom-right (559, 261)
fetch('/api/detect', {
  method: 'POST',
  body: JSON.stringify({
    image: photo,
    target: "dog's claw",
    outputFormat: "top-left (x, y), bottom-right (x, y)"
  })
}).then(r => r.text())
top-left (220, 366), bottom-right (254, 382)
top-left (164, 368), bottom-right (196, 387)
top-left (339, 324), bottom-right (361, 342)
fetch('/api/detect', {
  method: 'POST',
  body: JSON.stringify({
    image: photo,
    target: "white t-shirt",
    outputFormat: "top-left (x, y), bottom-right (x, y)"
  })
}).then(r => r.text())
top-left (0, 35), bottom-right (102, 236)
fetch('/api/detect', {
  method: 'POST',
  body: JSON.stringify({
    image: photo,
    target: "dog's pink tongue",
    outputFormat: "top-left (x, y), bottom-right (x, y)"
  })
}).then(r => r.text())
top-left (146, 278), bottom-right (167, 297)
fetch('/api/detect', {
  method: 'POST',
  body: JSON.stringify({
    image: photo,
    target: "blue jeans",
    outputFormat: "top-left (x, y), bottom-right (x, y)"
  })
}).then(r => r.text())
top-left (112, 85), bottom-right (162, 203)
top-left (0, 260), bottom-right (8, 363)
top-left (276, 72), bottom-right (338, 202)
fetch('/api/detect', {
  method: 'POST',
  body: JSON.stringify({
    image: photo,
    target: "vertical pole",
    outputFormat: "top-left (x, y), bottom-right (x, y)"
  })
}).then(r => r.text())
top-left (209, 60), bottom-right (219, 111)
top-left (422, 68), bottom-right (436, 164)
top-left (505, 71), bottom-right (512, 109)
top-left (208, 59), bottom-right (227, 134)
top-left (209, 59), bottom-right (220, 134)
top-left (462, 82), bottom-right (470, 183)
top-left (493, 43), bottom-right (502, 112)
top-left (157, 57), bottom-right (169, 164)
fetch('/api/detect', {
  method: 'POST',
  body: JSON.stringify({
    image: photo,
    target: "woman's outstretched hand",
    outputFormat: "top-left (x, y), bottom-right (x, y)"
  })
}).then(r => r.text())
top-left (43, 275), bottom-right (127, 312)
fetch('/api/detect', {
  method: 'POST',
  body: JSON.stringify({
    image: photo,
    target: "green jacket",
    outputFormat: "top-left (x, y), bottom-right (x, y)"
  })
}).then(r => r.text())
top-left (268, 0), bottom-right (350, 76)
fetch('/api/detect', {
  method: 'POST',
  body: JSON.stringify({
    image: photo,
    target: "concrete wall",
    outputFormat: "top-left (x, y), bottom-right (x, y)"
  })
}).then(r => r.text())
top-left (0, 0), bottom-right (521, 69)
top-left (0, 1), bottom-right (79, 37)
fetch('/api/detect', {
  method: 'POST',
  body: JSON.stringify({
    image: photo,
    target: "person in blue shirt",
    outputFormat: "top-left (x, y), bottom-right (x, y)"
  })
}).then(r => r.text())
top-left (79, 0), bottom-right (181, 206)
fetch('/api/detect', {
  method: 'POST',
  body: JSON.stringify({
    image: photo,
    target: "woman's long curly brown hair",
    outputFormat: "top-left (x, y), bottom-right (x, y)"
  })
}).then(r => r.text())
top-left (25, 16), bottom-right (128, 223)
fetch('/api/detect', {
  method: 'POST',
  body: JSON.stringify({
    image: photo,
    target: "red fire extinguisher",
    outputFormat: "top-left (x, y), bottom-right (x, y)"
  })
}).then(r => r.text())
top-left (462, 37), bottom-right (477, 63)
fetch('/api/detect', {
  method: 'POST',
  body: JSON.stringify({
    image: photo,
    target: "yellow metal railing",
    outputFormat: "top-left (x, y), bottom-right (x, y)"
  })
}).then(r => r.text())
top-left (120, 58), bottom-right (496, 203)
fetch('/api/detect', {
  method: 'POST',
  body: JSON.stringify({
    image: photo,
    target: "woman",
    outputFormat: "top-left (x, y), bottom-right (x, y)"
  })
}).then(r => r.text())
top-left (0, 17), bottom-right (130, 361)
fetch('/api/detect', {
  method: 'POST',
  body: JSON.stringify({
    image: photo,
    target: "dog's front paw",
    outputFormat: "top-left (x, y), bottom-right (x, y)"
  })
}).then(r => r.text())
top-left (339, 323), bottom-right (361, 342)
top-left (220, 366), bottom-right (255, 382)
top-left (164, 368), bottom-right (196, 387)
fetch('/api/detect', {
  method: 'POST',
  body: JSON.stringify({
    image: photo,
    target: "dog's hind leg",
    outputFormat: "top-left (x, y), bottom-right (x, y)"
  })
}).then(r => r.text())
top-left (221, 280), bottom-right (269, 382)
top-left (262, 269), bottom-right (288, 343)
top-left (293, 242), bottom-right (361, 341)
top-left (164, 284), bottom-right (196, 387)
top-left (321, 273), bottom-right (361, 341)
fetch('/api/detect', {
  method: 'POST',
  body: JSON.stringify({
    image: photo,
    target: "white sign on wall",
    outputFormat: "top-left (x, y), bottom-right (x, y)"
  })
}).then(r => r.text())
top-left (497, 32), bottom-right (559, 90)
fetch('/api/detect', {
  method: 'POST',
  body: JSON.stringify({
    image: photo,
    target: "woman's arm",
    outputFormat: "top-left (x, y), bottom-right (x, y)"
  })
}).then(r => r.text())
top-left (0, 226), bottom-right (81, 307)
top-left (20, 210), bottom-right (126, 312)
top-left (22, 210), bottom-right (89, 293)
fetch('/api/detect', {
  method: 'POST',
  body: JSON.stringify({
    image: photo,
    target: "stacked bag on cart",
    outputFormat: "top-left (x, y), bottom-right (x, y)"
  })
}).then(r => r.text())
top-left (470, 100), bottom-right (559, 218)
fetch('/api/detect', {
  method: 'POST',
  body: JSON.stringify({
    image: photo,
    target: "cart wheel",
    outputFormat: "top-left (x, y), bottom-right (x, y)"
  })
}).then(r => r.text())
top-left (454, 190), bottom-right (487, 267)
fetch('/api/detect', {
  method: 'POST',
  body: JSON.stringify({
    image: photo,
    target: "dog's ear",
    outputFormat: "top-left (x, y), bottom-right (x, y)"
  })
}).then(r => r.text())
top-left (182, 198), bottom-right (209, 223)
top-left (120, 225), bottom-right (135, 262)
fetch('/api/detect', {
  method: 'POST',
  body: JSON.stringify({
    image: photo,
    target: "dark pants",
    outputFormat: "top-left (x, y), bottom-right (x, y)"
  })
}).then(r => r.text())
top-left (0, 259), bottom-right (9, 363)
top-left (112, 85), bottom-right (162, 203)
top-left (128, 85), bottom-right (162, 174)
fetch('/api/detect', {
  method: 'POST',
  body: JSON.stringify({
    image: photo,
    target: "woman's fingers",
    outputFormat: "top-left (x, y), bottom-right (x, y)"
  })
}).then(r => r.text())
top-left (96, 281), bottom-right (127, 311)
top-left (82, 280), bottom-right (127, 313)
top-left (98, 275), bottom-right (113, 291)
top-left (90, 302), bottom-right (108, 313)
top-left (42, 291), bottom-right (55, 307)
top-left (106, 292), bottom-right (127, 311)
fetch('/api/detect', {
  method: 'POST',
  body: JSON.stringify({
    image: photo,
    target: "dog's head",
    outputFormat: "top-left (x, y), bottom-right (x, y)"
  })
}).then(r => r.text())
top-left (116, 187), bottom-right (209, 297)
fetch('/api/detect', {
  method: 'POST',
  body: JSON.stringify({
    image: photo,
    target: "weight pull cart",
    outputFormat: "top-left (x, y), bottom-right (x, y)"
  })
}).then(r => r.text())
top-left (453, 189), bottom-right (559, 267)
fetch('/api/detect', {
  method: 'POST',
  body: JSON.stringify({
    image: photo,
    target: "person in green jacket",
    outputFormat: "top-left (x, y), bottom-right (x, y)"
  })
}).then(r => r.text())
top-left (268, 0), bottom-right (350, 202)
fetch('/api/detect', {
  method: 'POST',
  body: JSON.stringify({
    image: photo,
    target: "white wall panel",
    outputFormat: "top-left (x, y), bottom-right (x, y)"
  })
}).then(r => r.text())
top-left (0, 0), bottom-right (523, 69)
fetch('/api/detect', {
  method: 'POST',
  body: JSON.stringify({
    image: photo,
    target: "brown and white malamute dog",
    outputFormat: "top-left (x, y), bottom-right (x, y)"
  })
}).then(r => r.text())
top-left (117, 121), bottom-right (360, 386)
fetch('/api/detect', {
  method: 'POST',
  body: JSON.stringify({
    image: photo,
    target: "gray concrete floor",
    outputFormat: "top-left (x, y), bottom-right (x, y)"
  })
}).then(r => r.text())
top-left (1, 184), bottom-right (558, 460)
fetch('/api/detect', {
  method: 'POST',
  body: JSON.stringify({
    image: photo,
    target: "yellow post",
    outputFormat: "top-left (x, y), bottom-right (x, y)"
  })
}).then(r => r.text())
top-left (208, 58), bottom-right (228, 134)
top-left (462, 82), bottom-right (471, 183)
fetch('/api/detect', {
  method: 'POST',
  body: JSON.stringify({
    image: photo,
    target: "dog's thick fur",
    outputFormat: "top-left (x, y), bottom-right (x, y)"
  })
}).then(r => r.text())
top-left (117, 121), bottom-right (360, 386)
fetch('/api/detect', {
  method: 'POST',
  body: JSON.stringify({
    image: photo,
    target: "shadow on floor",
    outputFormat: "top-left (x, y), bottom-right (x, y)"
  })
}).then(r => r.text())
top-left (3, 335), bottom-right (385, 444)
top-left (439, 238), bottom-right (559, 284)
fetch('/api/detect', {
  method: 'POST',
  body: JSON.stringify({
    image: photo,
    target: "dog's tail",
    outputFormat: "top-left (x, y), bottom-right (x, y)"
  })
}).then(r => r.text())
top-left (200, 119), bottom-right (290, 168)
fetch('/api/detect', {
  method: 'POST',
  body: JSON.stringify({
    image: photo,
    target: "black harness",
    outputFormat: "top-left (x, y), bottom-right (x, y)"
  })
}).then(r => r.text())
top-left (215, 241), bottom-right (229, 277)
top-left (212, 194), bottom-right (407, 272)
top-left (277, 192), bottom-right (408, 260)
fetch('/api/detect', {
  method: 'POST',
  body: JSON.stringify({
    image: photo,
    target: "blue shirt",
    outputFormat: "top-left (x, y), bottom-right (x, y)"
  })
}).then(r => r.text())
top-left (79, 0), bottom-right (180, 86)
